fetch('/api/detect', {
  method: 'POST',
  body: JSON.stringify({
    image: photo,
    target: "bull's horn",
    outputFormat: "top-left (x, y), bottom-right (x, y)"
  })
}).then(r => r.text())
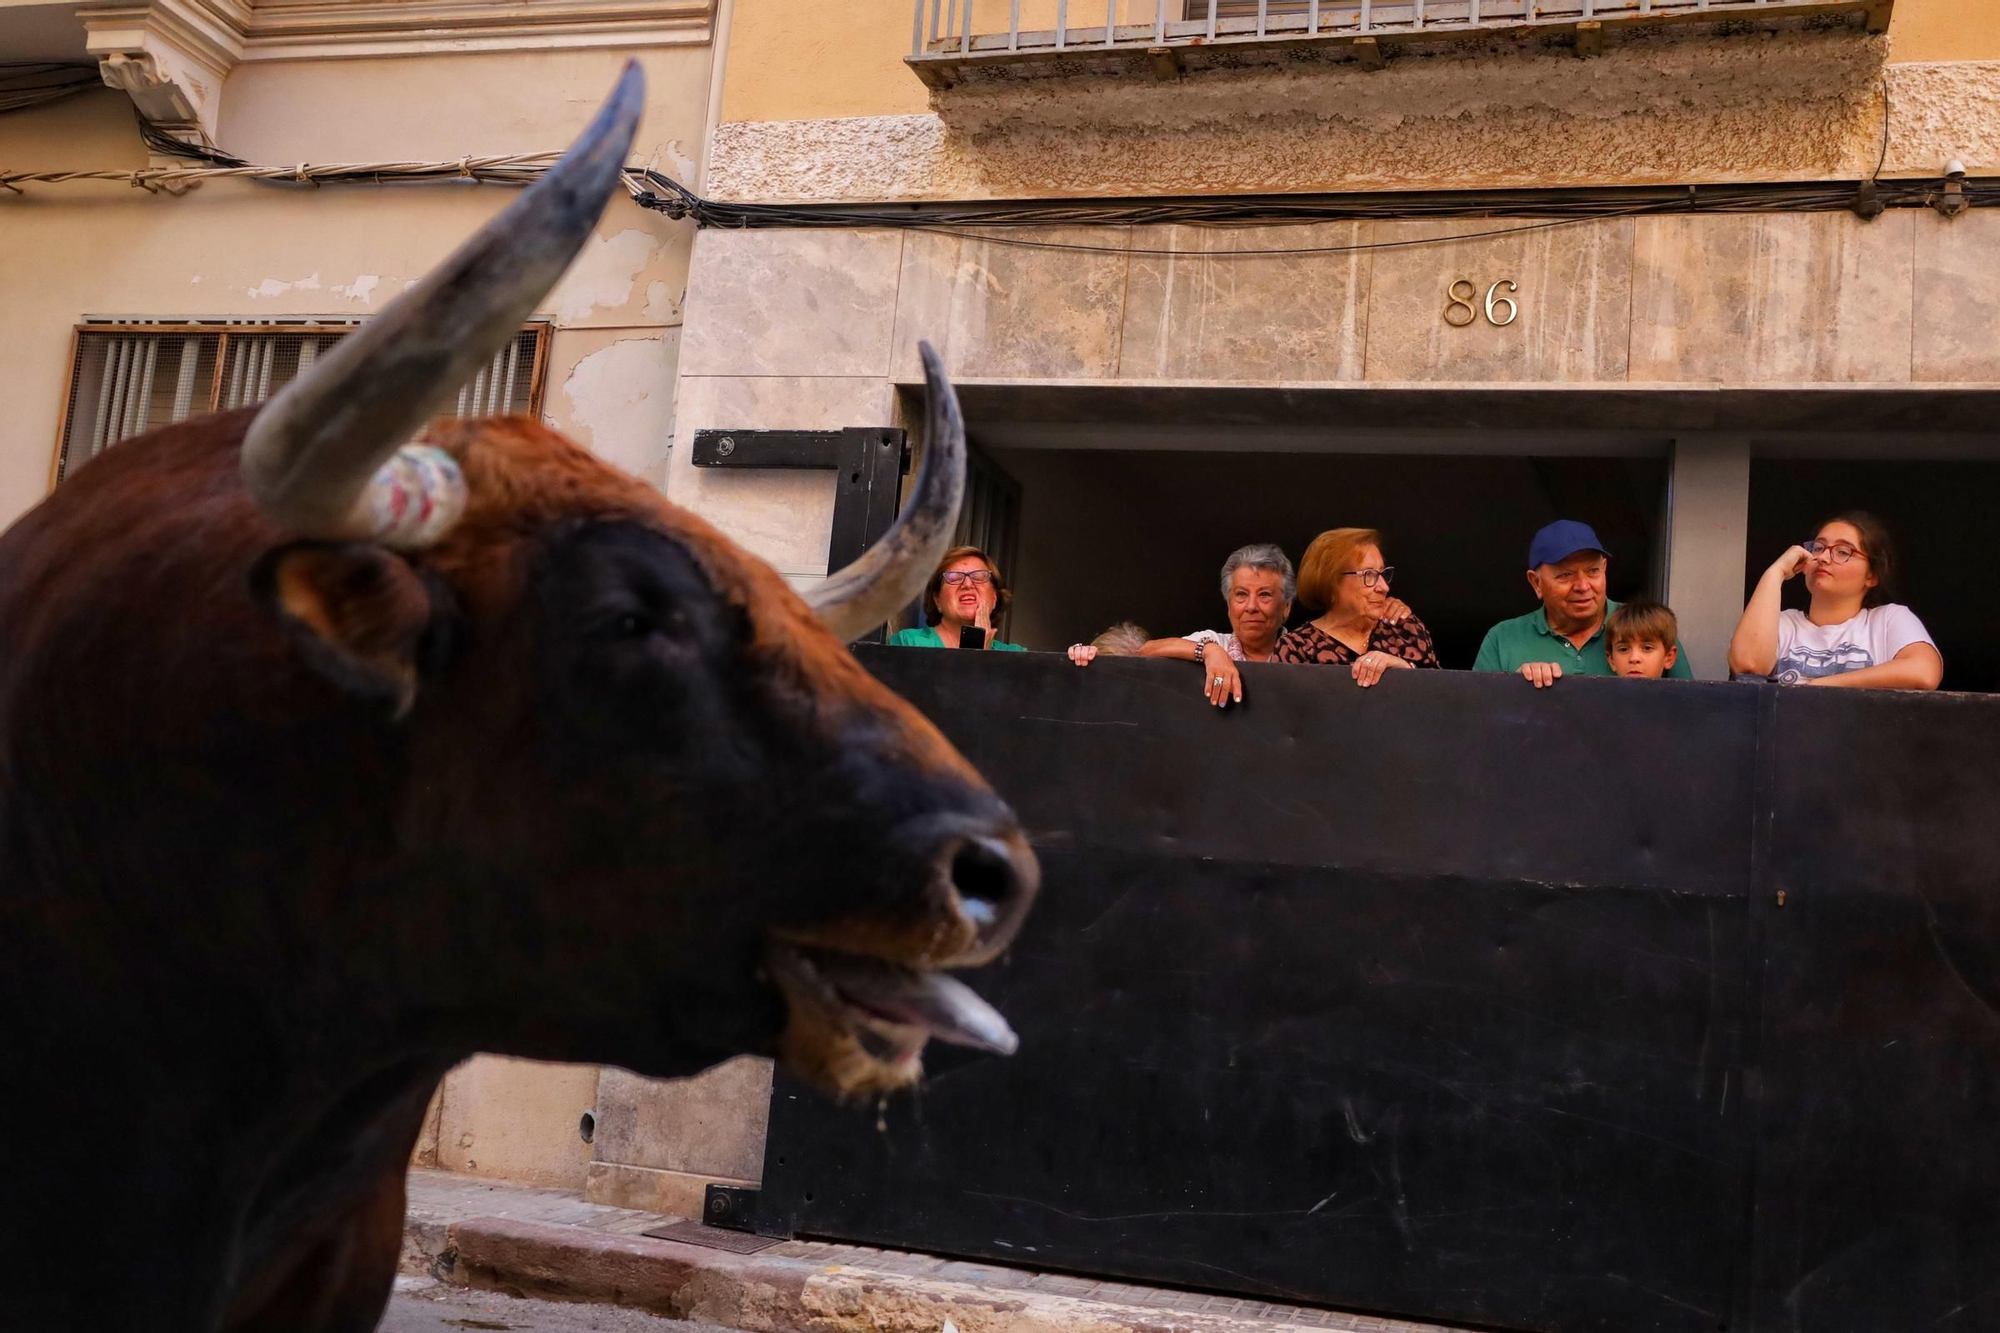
top-left (806, 343), bottom-right (966, 644)
top-left (239, 61), bottom-right (646, 548)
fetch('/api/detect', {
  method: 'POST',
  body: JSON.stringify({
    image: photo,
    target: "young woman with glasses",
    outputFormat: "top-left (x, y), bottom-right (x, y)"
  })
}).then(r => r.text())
top-left (888, 545), bottom-right (1027, 651)
top-left (1726, 512), bottom-right (1942, 690)
top-left (1275, 527), bottom-right (1440, 686)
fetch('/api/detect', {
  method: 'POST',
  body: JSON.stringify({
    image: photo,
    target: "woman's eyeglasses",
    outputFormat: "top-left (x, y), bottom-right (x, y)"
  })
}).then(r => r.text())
top-left (1340, 567), bottom-right (1395, 588)
top-left (1803, 540), bottom-right (1865, 564)
top-left (940, 569), bottom-right (994, 586)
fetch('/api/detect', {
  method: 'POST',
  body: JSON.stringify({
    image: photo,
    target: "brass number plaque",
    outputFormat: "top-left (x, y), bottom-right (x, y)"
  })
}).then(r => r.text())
top-left (1444, 278), bottom-right (1520, 328)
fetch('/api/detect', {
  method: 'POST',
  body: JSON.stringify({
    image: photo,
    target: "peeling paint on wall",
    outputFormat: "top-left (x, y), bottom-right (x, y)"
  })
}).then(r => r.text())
top-left (549, 229), bottom-right (662, 324)
top-left (247, 272), bottom-right (323, 299)
top-left (643, 280), bottom-right (680, 322)
top-left (333, 275), bottom-right (382, 303)
top-left (659, 136), bottom-right (700, 187)
top-left (559, 334), bottom-right (678, 486)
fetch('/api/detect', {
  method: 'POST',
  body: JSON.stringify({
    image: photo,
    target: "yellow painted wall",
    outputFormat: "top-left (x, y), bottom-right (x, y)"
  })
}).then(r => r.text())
top-left (721, 0), bottom-right (1160, 122)
top-left (720, 0), bottom-right (1997, 126)
top-left (1888, 0), bottom-right (2000, 62)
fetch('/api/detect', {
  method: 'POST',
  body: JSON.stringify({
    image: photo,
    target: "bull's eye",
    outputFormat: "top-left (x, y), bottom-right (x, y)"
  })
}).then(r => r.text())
top-left (612, 612), bottom-right (652, 639)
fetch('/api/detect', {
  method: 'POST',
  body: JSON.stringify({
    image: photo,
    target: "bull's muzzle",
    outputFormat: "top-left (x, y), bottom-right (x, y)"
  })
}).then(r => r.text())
top-left (767, 812), bottom-right (1038, 1099)
top-left (919, 819), bottom-right (1039, 967)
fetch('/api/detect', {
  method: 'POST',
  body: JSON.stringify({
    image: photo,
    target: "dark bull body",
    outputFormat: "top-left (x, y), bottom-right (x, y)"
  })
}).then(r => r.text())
top-left (0, 67), bottom-right (1035, 1332)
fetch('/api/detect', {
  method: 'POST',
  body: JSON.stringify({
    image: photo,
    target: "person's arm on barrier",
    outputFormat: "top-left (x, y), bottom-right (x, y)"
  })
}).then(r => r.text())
top-left (1804, 641), bottom-right (1944, 691)
top-left (1144, 634), bottom-right (1244, 706)
top-left (1081, 632), bottom-right (1241, 706)
top-left (1729, 545), bottom-right (1809, 678)
top-left (1351, 651), bottom-right (1416, 688)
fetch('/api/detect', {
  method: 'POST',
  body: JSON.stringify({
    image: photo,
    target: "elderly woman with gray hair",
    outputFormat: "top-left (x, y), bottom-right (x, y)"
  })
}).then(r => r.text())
top-left (1067, 543), bottom-right (1296, 708)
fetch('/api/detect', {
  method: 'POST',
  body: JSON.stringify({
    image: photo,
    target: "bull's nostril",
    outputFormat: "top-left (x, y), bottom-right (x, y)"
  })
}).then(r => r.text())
top-left (950, 836), bottom-right (1017, 921)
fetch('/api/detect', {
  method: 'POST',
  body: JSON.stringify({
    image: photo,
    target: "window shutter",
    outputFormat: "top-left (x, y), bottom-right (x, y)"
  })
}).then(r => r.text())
top-left (56, 322), bottom-right (549, 483)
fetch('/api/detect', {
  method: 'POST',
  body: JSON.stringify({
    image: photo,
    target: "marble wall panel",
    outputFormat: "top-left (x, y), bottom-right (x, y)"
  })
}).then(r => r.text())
top-left (1912, 211), bottom-right (2000, 383)
top-left (888, 229), bottom-right (964, 380)
top-left (680, 228), bottom-right (905, 378)
top-left (1117, 223), bottom-right (1370, 382)
top-left (1364, 218), bottom-right (1634, 383)
top-left (891, 227), bottom-right (1131, 380)
top-left (1630, 212), bottom-right (1914, 383)
top-left (665, 375), bottom-right (894, 579)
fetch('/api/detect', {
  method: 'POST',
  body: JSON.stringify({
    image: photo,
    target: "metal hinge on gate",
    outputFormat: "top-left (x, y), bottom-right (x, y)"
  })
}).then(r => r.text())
top-left (701, 1183), bottom-right (762, 1233)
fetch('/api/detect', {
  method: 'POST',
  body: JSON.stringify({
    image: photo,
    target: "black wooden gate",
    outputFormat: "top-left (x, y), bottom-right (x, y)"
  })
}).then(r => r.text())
top-left (758, 652), bottom-right (2000, 1333)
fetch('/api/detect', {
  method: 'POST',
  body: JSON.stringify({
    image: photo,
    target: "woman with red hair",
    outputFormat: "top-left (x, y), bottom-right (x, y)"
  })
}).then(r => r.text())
top-left (1275, 527), bottom-right (1440, 686)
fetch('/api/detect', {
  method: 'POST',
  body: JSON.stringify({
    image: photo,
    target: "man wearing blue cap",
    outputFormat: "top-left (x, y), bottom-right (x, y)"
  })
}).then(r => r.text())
top-left (1473, 520), bottom-right (1693, 687)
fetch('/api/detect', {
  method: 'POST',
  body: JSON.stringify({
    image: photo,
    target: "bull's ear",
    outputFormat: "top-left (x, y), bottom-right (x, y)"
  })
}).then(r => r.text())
top-left (250, 542), bottom-right (445, 717)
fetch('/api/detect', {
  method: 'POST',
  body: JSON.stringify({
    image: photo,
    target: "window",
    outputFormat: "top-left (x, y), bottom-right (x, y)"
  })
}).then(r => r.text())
top-left (53, 319), bottom-right (551, 484)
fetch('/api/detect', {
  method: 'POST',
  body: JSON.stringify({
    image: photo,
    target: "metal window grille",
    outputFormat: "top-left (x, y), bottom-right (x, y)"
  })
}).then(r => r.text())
top-left (911, 0), bottom-right (1886, 66)
top-left (53, 320), bottom-right (551, 484)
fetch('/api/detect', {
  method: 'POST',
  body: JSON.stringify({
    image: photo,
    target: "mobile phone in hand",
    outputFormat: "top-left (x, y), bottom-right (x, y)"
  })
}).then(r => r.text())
top-left (959, 627), bottom-right (987, 650)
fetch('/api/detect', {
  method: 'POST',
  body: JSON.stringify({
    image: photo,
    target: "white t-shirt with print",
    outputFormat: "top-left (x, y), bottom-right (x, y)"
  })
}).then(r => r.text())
top-left (1770, 604), bottom-right (1936, 684)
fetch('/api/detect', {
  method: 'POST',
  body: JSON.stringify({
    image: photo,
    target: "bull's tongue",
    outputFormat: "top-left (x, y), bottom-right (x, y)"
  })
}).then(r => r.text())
top-left (820, 955), bottom-right (1018, 1056)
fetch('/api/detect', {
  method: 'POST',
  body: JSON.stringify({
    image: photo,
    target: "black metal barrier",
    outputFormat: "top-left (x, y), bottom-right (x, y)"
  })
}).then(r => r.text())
top-left (759, 651), bottom-right (2000, 1333)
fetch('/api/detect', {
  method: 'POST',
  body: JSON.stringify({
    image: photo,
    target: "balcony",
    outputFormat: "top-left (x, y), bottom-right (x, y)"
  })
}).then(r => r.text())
top-left (907, 0), bottom-right (1891, 87)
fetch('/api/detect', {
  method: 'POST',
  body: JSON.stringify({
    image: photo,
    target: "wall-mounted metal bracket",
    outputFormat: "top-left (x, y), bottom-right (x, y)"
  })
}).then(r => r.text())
top-left (691, 426), bottom-right (912, 642)
top-left (702, 1183), bottom-right (762, 1233)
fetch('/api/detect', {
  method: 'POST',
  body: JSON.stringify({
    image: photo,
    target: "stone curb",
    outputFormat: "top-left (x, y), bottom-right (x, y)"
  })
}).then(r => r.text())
top-left (419, 1216), bottom-right (1430, 1333)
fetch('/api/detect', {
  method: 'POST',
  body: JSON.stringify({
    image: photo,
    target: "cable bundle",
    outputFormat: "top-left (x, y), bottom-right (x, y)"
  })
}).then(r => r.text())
top-left (0, 62), bottom-right (100, 116)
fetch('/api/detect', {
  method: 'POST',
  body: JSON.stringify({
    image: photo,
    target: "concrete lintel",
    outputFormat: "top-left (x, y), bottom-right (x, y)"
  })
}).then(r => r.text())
top-left (903, 379), bottom-right (2000, 441)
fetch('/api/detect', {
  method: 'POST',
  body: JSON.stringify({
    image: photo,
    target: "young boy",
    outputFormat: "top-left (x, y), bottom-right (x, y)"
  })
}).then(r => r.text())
top-left (1605, 599), bottom-right (1680, 679)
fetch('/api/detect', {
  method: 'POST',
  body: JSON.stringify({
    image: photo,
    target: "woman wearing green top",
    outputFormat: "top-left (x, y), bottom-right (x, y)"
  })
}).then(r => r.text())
top-left (888, 545), bottom-right (1026, 651)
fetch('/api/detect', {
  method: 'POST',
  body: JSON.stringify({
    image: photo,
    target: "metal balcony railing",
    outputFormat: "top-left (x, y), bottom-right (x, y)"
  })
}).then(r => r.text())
top-left (908, 0), bottom-right (1889, 84)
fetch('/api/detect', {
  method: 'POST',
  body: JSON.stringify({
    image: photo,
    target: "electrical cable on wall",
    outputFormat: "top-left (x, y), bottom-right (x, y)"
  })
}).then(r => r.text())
top-left (4, 109), bottom-right (1989, 253)
top-left (0, 62), bottom-right (101, 116)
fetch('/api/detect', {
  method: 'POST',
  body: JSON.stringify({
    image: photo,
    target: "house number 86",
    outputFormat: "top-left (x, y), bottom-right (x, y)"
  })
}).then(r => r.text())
top-left (1444, 279), bottom-right (1520, 328)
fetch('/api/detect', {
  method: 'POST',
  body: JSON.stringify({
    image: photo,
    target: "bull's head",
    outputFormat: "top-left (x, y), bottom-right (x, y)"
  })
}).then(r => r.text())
top-left (235, 64), bottom-right (1037, 1099)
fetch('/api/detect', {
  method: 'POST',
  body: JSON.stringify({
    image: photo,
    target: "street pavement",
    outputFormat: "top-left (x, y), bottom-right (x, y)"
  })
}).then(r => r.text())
top-left (380, 1275), bottom-right (743, 1332)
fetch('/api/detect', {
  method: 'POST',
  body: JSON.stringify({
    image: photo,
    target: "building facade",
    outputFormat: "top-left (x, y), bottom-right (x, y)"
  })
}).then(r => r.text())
top-left (6, 0), bottom-right (1999, 1214)
top-left (681, 0), bottom-right (2000, 687)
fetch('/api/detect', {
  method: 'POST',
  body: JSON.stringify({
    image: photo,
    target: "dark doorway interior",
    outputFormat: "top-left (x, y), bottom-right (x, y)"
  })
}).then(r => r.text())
top-left (1747, 460), bottom-right (1999, 694)
top-left (986, 447), bottom-right (1669, 669)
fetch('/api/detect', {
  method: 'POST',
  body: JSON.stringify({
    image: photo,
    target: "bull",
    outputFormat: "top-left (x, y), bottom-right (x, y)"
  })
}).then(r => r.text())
top-left (0, 64), bottom-right (1037, 1332)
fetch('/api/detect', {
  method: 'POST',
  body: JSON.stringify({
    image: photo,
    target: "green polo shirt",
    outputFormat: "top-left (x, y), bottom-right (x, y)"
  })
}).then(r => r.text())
top-left (1472, 600), bottom-right (1694, 678)
top-left (888, 626), bottom-right (1026, 652)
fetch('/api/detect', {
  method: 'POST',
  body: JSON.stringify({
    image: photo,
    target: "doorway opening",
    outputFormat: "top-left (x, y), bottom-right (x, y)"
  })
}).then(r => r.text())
top-left (984, 447), bottom-right (1669, 667)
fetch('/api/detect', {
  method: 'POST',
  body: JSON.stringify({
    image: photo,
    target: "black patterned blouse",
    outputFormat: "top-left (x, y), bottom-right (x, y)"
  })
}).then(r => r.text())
top-left (1274, 615), bottom-right (1442, 669)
